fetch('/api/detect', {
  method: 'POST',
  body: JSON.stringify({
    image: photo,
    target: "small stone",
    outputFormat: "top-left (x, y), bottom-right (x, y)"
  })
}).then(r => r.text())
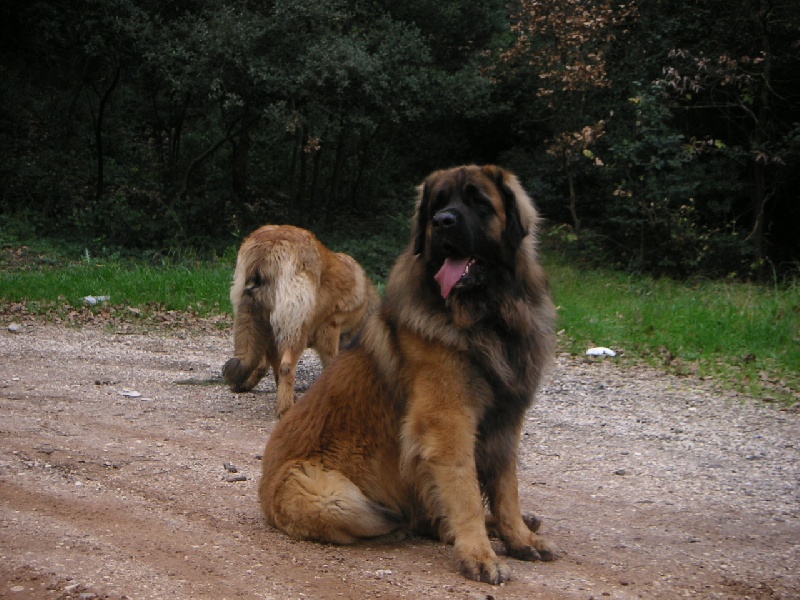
top-left (224, 474), bottom-right (248, 482)
top-left (7, 323), bottom-right (23, 333)
top-left (613, 469), bottom-right (628, 476)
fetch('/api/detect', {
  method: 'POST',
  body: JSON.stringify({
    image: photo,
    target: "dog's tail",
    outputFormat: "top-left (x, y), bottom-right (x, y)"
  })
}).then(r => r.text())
top-left (261, 460), bottom-right (403, 545)
top-left (231, 241), bottom-right (319, 348)
top-left (269, 262), bottom-right (317, 353)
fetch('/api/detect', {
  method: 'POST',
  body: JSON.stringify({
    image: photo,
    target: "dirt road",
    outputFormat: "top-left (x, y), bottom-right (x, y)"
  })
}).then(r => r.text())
top-left (1, 322), bottom-right (798, 599)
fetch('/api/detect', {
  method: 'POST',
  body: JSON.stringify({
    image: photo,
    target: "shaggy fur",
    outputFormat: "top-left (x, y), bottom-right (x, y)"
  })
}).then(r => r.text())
top-left (222, 225), bottom-right (378, 417)
top-left (259, 166), bottom-right (558, 584)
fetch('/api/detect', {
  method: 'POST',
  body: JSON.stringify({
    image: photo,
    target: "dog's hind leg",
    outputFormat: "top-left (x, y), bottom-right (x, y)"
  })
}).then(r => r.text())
top-left (270, 272), bottom-right (317, 417)
top-left (275, 344), bottom-right (305, 418)
top-left (223, 298), bottom-right (272, 392)
top-left (264, 461), bottom-right (402, 544)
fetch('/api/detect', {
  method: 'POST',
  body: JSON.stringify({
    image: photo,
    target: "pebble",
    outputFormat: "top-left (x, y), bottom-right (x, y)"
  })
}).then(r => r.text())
top-left (7, 323), bottom-right (24, 333)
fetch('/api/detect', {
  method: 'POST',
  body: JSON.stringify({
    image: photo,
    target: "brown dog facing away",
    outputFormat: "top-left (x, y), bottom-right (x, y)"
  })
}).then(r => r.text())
top-left (222, 224), bottom-right (378, 417)
top-left (259, 165), bottom-right (558, 584)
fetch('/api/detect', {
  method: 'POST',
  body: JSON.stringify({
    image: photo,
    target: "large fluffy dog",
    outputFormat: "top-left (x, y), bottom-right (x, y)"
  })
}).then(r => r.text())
top-left (222, 225), bottom-right (378, 417)
top-left (259, 166), bottom-right (558, 584)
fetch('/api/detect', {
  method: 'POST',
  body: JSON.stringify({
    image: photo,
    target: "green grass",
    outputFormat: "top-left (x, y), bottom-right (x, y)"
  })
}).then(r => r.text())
top-left (1, 244), bottom-right (797, 404)
top-left (547, 257), bottom-right (799, 404)
top-left (4, 262), bottom-right (231, 312)
top-left (0, 247), bottom-right (234, 317)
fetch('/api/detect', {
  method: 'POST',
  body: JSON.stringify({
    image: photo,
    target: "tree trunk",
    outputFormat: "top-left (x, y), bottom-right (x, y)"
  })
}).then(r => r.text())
top-left (330, 131), bottom-right (346, 207)
top-left (168, 94), bottom-right (190, 193)
top-left (94, 64), bottom-right (121, 201)
top-left (750, 0), bottom-right (774, 282)
top-left (287, 125), bottom-right (301, 217)
top-left (566, 163), bottom-right (581, 233)
top-left (308, 145), bottom-right (323, 220)
top-left (179, 115), bottom-right (250, 203)
top-left (231, 125), bottom-right (251, 201)
top-left (295, 125), bottom-right (309, 222)
top-left (322, 133), bottom-right (347, 229)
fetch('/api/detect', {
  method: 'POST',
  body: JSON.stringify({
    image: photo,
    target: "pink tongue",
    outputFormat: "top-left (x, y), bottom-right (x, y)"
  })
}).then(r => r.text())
top-left (434, 257), bottom-right (470, 299)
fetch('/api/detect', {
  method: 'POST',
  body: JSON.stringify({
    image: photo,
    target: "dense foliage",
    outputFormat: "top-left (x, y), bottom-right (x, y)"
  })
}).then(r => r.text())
top-left (1, 0), bottom-right (798, 279)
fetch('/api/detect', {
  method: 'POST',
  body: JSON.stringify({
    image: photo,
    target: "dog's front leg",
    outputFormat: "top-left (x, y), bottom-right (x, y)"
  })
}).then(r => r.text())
top-left (403, 379), bottom-right (512, 584)
top-left (487, 440), bottom-right (560, 562)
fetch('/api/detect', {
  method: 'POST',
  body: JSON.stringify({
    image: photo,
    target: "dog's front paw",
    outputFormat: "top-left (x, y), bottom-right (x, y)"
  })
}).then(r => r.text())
top-left (535, 536), bottom-right (560, 561)
top-left (506, 533), bottom-right (560, 562)
top-left (458, 553), bottom-right (512, 585)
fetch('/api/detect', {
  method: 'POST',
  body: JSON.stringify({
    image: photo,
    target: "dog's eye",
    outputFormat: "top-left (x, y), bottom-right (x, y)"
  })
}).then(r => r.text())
top-left (464, 183), bottom-right (495, 216)
top-left (472, 194), bottom-right (496, 216)
top-left (432, 190), bottom-right (449, 213)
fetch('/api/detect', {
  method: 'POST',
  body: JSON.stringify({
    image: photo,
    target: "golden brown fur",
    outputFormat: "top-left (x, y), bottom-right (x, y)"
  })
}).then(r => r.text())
top-left (222, 224), bottom-right (378, 417)
top-left (259, 166), bottom-right (558, 584)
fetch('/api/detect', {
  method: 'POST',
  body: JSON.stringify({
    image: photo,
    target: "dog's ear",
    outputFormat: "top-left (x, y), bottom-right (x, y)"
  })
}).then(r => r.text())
top-left (486, 166), bottom-right (527, 250)
top-left (413, 180), bottom-right (431, 256)
top-left (503, 187), bottom-right (526, 250)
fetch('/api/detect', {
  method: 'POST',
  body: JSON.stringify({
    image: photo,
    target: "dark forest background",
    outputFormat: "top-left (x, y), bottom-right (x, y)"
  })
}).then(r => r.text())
top-left (1, 0), bottom-right (798, 281)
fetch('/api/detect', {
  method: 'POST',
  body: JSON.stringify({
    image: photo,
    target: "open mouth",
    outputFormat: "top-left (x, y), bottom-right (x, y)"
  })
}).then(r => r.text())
top-left (434, 257), bottom-right (478, 299)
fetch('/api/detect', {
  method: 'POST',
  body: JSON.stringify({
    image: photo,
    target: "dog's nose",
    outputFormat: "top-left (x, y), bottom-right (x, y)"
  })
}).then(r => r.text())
top-left (433, 209), bottom-right (458, 229)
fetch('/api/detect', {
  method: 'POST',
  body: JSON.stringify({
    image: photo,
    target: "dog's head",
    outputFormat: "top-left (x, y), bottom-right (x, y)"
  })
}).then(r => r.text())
top-left (412, 165), bottom-right (535, 299)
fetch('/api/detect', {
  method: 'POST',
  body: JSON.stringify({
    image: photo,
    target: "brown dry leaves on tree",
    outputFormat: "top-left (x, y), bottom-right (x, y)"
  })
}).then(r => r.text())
top-left (504, 0), bottom-right (638, 102)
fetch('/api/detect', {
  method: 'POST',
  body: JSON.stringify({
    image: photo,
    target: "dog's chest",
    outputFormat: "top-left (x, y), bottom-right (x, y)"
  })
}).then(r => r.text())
top-left (467, 327), bottom-right (538, 395)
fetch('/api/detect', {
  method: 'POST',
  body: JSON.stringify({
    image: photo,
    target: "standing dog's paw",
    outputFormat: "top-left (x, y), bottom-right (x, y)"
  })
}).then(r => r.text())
top-left (222, 358), bottom-right (246, 392)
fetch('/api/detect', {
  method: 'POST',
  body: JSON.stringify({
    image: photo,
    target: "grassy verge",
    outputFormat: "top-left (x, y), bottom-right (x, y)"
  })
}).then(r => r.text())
top-left (1, 244), bottom-right (797, 404)
top-left (0, 245), bottom-right (234, 328)
top-left (546, 257), bottom-right (799, 404)
top-left (1, 258), bottom-right (232, 316)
